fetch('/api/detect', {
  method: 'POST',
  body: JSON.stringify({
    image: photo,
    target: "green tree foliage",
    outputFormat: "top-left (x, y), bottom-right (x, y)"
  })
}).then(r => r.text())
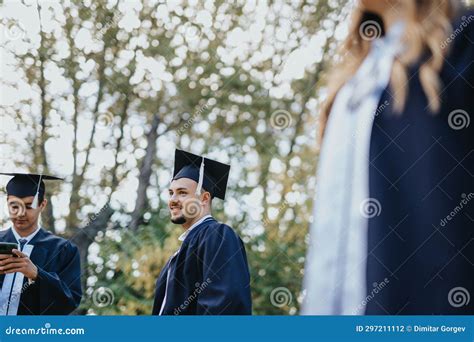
top-left (1, 0), bottom-right (347, 315)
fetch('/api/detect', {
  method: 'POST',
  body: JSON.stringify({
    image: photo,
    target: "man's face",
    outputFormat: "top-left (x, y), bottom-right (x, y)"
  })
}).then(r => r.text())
top-left (168, 178), bottom-right (205, 225)
top-left (7, 195), bottom-right (45, 232)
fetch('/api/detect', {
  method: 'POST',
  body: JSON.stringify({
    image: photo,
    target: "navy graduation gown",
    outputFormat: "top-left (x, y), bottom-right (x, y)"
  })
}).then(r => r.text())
top-left (366, 10), bottom-right (474, 314)
top-left (0, 228), bottom-right (82, 315)
top-left (152, 218), bottom-right (252, 315)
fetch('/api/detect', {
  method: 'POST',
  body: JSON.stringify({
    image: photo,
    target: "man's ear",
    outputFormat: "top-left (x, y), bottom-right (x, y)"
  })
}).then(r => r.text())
top-left (40, 199), bottom-right (48, 210)
top-left (201, 191), bottom-right (212, 206)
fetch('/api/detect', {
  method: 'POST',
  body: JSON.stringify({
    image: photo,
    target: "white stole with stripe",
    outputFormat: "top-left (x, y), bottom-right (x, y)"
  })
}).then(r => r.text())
top-left (302, 22), bottom-right (405, 315)
top-left (0, 244), bottom-right (34, 315)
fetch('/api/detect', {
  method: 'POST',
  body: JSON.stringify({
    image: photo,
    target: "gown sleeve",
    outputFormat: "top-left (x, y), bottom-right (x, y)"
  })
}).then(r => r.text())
top-left (196, 224), bottom-right (252, 315)
top-left (151, 262), bottom-right (170, 315)
top-left (36, 241), bottom-right (82, 315)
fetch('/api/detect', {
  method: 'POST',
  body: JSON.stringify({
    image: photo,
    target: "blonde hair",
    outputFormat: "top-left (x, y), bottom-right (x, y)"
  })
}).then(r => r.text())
top-left (319, 0), bottom-right (460, 140)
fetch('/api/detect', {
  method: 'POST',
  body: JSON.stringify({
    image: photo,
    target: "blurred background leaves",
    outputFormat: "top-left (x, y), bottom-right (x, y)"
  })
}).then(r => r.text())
top-left (2, 0), bottom-right (471, 315)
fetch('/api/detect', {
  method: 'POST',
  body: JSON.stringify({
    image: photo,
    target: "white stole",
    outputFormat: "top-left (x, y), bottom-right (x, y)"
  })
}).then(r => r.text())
top-left (0, 244), bottom-right (34, 315)
top-left (302, 23), bottom-right (405, 315)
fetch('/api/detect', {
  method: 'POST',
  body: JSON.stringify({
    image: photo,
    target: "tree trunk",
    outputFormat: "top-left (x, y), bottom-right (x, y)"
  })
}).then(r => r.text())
top-left (70, 204), bottom-right (114, 314)
top-left (36, 2), bottom-right (55, 231)
top-left (129, 113), bottom-right (160, 231)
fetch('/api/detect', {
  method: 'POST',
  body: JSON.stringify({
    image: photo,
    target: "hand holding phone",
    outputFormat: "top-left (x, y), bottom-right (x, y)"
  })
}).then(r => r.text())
top-left (0, 242), bottom-right (18, 256)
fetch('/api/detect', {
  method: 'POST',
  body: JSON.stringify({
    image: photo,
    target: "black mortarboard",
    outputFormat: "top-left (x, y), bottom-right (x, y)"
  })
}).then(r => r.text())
top-left (0, 173), bottom-right (63, 208)
top-left (172, 149), bottom-right (230, 200)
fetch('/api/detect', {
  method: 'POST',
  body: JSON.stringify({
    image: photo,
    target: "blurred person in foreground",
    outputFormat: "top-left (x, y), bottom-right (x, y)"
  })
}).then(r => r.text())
top-left (303, 0), bottom-right (473, 315)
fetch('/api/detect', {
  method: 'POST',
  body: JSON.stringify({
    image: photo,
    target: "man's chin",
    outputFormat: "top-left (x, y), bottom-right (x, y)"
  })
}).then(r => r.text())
top-left (171, 215), bottom-right (187, 225)
top-left (13, 222), bottom-right (30, 230)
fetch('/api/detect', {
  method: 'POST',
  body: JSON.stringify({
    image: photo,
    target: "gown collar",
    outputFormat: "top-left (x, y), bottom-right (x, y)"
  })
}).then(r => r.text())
top-left (178, 214), bottom-right (213, 242)
top-left (11, 226), bottom-right (41, 245)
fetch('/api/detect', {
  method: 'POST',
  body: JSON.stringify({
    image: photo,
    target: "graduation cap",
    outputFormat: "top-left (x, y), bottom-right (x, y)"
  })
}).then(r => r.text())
top-left (0, 173), bottom-right (63, 209)
top-left (172, 149), bottom-right (230, 200)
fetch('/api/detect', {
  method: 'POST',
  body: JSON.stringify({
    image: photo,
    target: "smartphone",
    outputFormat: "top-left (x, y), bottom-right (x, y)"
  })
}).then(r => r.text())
top-left (0, 242), bottom-right (18, 255)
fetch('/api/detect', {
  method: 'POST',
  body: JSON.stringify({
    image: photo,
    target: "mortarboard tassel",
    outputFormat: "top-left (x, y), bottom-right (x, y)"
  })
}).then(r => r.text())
top-left (31, 174), bottom-right (42, 209)
top-left (195, 158), bottom-right (205, 195)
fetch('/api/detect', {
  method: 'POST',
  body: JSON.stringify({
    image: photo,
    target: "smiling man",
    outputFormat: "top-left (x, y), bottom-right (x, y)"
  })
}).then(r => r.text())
top-left (0, 173), bottom-right (82, 315)
top-left (152, 149), bottom-right (251, 315)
